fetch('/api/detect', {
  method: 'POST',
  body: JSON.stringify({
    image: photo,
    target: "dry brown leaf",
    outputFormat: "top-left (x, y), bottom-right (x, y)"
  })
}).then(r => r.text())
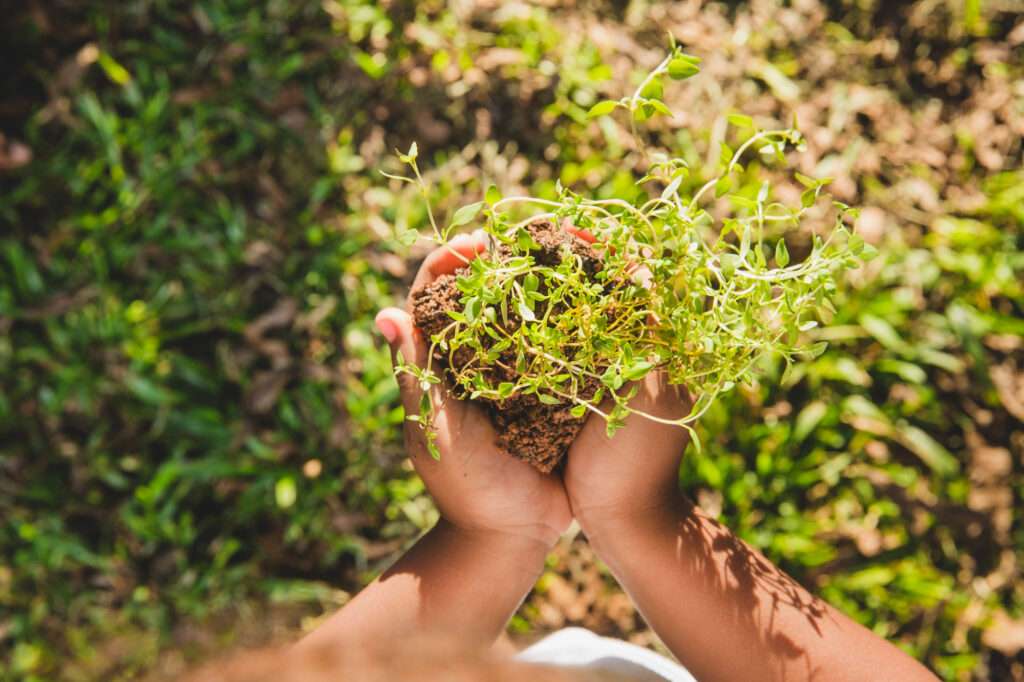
top-left (0, 135), bottom-right (32, 171)
top-left (245, 370), bottom-right (290, 414)
top-left (245, 298), bottom-right (298, 341)
top-left (983, 610), bottom-right (1024, 656)
top-left (991, 362), bottom-right (1024, 421)
top-left (966, 430), bottom-right (1013, 538)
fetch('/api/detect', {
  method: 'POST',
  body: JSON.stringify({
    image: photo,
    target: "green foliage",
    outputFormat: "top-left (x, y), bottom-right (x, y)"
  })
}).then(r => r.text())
top-left (1, 2), bottom-right (415, 678)
top-left (391, 50), bottom-right (864, 442)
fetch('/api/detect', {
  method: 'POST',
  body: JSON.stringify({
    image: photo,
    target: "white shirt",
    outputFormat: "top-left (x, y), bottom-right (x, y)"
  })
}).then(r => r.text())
top-left (517, 627), bottom-right (697, 682)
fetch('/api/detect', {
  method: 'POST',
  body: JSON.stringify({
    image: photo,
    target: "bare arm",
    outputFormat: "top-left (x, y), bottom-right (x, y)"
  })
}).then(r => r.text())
top-left (297, 519), bottom-right (549, 652)
top-left (299, 235), bottom-right (571, 653)
top-left (566, 372), bottom-right (938, 682)
top-left (584, 498), bottom-right (937, 682)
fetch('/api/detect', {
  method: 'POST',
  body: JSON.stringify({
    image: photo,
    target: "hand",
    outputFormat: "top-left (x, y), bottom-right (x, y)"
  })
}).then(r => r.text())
top-left (557, 223), bottom-right (692, 532)
top-left (563, 371), bottom-right (693, 535)
top-left (375, 233), bottom-right (572, 548)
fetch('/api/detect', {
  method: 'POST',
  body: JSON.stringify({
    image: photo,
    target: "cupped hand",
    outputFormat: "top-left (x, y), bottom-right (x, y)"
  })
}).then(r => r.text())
top-left (564, 371), bottom-right (693, 535)
top-left (559, 225), bottom-right (693, 533)
top-left (375, 233), bottom-right (572, 548)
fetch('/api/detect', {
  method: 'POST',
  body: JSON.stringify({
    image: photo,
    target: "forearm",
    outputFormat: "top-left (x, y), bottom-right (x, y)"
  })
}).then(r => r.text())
top-left (585, 499), bottom-right (938, 682)
top-left (297, 518), bottom-right (549, 653)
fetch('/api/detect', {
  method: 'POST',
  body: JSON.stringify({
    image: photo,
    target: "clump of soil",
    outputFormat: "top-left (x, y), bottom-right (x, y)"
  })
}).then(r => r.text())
top-left (411, 218), bottom-right (602, 473)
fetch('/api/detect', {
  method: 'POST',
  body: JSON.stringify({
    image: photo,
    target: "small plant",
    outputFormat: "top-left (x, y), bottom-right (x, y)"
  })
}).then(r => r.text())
top-left (383, 42), bottom-right (873, 468)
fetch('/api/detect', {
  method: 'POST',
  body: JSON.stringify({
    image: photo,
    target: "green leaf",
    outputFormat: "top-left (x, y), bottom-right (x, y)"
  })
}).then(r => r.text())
top-left (450, 201), bottom-right (484, 229)
top-left (793, 401), bottom-right (827, 442)
top-left (895, 424), bottom-right (959, 476)
top-left (397, 228), bottom-right (419, 246)
top-left (485, 184), bottom-right (502, 205)
top-left (275, 477), bottom-right (297, 509)
top-left (397, 141), bottom-right (418, 164)
top-left (125, 374), bottom-right (176, 406)
top-left (517, 228), bottom-right (541, 252)
top-left (801, 188), bottom-right (817, 208)
top-left (720, 253), bottom-right (739, 278)
top-left (570, 403), bottom-right (588, 418)
top-left (446, 310), bottom-right (468, 324)
top-left (686, 426), bottom-right (702, 455)
top-left (353, 50), bottom-right (388, 79)
top-left (876, 359), bottom-right (927, 384)
top-left (803, 341), bottom-right (829, 359)
top-left (730, 195), bottom-right (757, 210)
top-left (538, 394), bottom-right (562, 406)
top-left (646, 99), bottom-right (672, 116)
top-left (600, 366), bottom-right (624, 391)
top-left (622, 360), bottom-right (654, 381)
top-left (517, 300), bottom-right (536, 322)
top-left (775, 239), bottom-right (790, 267)
top-left (714, 175), bottom-right (732, 198)
top-left (640, 77), bottom-right (663, 100)
top-left (667, 56), bottom-right (700, 80)
top-left (727, 112), bottom-right (753, 128)
top-left (794, 172), bottom-right (817, 188)
top-left (633, 103), bottom-right (656, 122)
top-left (587, 100), bottom-right (619, 118)
top-left (859, 313), bottom-right (904, 350)
top-left (719, 142), bottom-right (734, 167)
top-left (97, 51), bottom-right (132, 86)
top-left (661, 174), bottom-right (684, 200)
top-left (523, 272), bottom-right (539, 294)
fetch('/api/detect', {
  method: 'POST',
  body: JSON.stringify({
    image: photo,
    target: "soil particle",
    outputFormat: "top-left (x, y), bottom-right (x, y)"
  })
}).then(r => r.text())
top-left (411, 218), bottom-right (602, 473)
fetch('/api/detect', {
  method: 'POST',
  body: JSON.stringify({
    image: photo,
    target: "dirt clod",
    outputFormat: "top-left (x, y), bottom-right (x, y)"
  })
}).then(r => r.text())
top-left (411, 219), bottom-right (602, 473)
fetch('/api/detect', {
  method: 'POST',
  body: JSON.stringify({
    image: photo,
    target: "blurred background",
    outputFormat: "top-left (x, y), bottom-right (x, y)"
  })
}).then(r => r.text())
top-left (1, 0), bottom-right (1022, 680)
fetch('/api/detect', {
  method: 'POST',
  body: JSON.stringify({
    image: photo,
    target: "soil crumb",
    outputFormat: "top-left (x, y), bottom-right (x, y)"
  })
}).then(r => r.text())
top-left (411, 218), bottom-right (602, 473)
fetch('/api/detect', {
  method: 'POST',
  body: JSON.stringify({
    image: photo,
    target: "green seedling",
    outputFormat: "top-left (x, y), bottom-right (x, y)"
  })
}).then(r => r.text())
top-left (383, 43), bottom-right (871, 458)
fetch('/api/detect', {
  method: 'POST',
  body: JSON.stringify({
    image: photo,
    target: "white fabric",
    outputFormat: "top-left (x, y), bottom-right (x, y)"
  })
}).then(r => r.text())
top-left (516, 627), bottom-right (697, 682)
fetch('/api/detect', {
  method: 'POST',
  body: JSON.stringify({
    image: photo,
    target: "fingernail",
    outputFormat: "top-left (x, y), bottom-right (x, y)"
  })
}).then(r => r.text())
top-left (375, 313), bottom-right (399, 344)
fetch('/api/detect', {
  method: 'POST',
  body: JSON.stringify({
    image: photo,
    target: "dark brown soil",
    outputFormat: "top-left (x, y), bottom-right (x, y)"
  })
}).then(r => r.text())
top-left (411, 218), bottom-right (602, 473)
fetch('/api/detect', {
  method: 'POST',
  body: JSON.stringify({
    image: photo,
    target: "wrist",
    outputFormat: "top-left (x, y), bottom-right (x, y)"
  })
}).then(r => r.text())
top-left (438, 502), bottom-right (566, 551)
top-left (435, 517), bottom-right (556, 564)
top-left (575, 492), bottom-right (693, 552)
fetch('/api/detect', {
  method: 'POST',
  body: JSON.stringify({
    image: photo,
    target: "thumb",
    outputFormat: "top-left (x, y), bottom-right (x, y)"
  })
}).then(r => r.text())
top-left (375, 307), bottom-right (430, 414)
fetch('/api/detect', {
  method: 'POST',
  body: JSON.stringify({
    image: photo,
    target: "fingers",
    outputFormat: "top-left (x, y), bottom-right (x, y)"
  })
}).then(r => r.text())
top-left (563, 221), bottom-right (597, 244)
top-left (563, 220), bottom-right (653, 283)
top-left (632, 371), bottom-right (693, 422)
top-left (592, 371), bottom-right (691, 427)
top-left (375, 307), bottom-right (430, 415)
top-left (410, 231), bottom-right (489, 291)
top-left (631, 263), bottom-right (654, 290)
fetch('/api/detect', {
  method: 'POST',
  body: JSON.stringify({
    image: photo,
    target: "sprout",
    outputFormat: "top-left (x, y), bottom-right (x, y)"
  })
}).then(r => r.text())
top-left (383, 45), bottom-right (868, 455)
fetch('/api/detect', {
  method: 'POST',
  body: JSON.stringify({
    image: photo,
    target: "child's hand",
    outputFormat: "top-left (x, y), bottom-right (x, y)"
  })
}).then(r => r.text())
top-left (376, 233), bottom-right (572, 549)
top-left (563, 371), bottom-right (692, 535)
